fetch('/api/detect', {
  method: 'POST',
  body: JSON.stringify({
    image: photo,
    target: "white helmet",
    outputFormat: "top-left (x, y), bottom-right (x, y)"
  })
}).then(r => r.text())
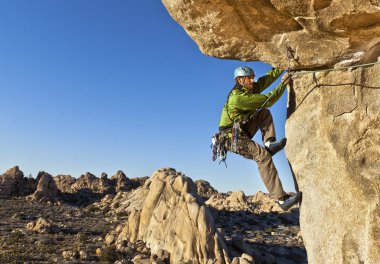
top-left (234, 66), bottom-right (254, 79)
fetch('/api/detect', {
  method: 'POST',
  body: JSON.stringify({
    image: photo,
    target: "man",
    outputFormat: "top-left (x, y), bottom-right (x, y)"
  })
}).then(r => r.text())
top-left (218, 66), bottom-right (299, 210)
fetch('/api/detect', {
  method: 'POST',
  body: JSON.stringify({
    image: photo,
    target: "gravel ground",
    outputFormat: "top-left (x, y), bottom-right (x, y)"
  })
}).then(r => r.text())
top-left (0, 197), bottom-right (307, 264)
top-left (216, 208), bottom-right (307, 264)
top-left (0, 198), bottom-right (118, 263)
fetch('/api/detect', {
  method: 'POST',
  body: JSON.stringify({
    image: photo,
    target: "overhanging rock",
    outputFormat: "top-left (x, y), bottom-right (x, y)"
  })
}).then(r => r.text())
top-left (162, 0), bottom-right (380, 68)
top-left (163, 1), bottom-right (380, 263)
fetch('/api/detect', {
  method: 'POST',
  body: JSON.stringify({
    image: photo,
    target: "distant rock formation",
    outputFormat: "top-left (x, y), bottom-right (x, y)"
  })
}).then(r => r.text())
top-left (55, 170), bottom-right (138, 196)
top-left (0, 167), bottom-right (147, 206)
top-left (250, 191), bottom-right (284, 213)
top-left (109, 168), bottom-right (230, 264)
top-left (0, 166), bottom-right (36, 197)
top-left (100, 172), bottom-right (111, 191)
top-left (72, 172), bottom-right (101, 191)
top-left (53, 174), bottom-right (76, 193)
top-left (206, 191), bottom-right (284, 213)
top-left (111, 170), bottom-right (132, 192)
top-left (194, 179), bottom-right (219, 200)
top-left (163, 1), bottom-right (380, 263)
top-left (28, 172), bottom-right (59, 204)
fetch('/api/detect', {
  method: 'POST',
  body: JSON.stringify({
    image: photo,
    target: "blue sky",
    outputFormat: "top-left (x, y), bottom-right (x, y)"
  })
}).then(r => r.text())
top-left (0, 0), bottom-right (295, 195)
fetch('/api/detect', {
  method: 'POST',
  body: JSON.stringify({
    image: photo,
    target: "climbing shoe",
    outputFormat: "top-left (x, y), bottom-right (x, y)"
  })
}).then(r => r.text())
top-left (264, 138), bottom-right (287, 156)
top-left (278, 192), bottom-right (302, 211)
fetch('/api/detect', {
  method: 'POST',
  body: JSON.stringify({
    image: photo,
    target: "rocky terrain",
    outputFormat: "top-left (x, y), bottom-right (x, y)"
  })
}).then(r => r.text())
top-left (0, 166), bottom-right (305, 263)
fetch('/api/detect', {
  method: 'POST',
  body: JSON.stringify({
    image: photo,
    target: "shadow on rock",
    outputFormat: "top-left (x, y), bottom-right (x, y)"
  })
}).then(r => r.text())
top-left (59, 188), bottom-right (104, 207)
top-left (214, 208), bottom-right (307, 264)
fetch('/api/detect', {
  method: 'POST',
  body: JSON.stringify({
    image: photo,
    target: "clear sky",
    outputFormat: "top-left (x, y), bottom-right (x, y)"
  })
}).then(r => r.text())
top-left (0, 0), bottom-right (296, 195)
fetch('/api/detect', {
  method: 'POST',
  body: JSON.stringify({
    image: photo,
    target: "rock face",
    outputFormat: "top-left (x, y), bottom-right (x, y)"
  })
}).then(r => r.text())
top-left (114, 168), bottom-right (229, 264)
top-left (250, 191), bottom-right (283, 213)
top-left (207, 191), bottom-right (253, 212)
top-left (28, 172), bottom-right (59, 203)
top-left (162, 0), bottom-right (380, 68)
top-left (54, 175), bottom-right (77, 193)
top-left (286, 65), bottom-right (380, 264)
top-left (194, 179), bottom-right (219, 200)
top-left (111, 170), bottom-right (133, 192)
top-left (0, 166), bottom-right (36, 197)
top-left (162, 1), bottom-right (380, 263)
top-left (72, 172), bottom-right (101, 192)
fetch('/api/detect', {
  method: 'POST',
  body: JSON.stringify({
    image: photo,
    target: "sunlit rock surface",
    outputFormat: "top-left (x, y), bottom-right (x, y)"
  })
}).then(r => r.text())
top-left (163, 1), bottom-right (380, 263)
top-left (114, 168), bottom-right (230, 264)
top-left (286, 65), bottom-right (380, 264)
top-left (162, 0), bottom-right (380, 68)
top-left (28, 172), bottom-right (59, 204)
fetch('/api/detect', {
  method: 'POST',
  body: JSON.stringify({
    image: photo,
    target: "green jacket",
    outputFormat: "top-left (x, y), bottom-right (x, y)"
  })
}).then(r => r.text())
top-left (219, 68), bottom-right (285, 129)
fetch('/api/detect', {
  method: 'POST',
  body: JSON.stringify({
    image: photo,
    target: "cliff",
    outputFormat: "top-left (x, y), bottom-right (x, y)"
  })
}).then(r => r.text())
top-left (162, 1), bottom-right (380, 263)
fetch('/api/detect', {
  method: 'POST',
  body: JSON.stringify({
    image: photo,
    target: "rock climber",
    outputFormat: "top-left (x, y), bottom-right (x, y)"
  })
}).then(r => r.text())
top-left (218, 66), bottom-right (300, 211)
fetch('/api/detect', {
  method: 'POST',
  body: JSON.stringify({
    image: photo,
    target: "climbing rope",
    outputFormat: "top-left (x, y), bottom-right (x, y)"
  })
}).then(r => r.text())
top-left (291, 61), bottom-right (380, 76)
top-left (285, 47), bottom-right (380, 77)
top-left (285, 47), bottom-right (380, 113)
top-left (287, 64), bottom-right (380, 114)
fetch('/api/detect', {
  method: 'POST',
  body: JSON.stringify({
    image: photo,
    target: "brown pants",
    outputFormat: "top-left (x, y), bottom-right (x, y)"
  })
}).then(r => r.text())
top-left (227, 109), bottom-right (286, 199)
